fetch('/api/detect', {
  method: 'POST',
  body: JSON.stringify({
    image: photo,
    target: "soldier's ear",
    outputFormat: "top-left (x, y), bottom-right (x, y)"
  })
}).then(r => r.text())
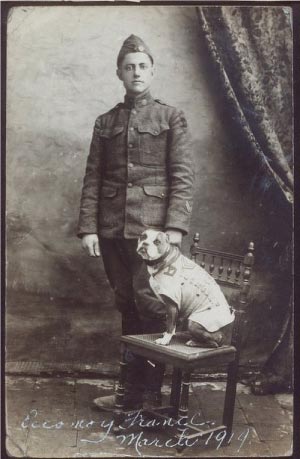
top-left (116, 68), bottom-right (123, 81)
top-left (164, 232), bottom-right (170, 242)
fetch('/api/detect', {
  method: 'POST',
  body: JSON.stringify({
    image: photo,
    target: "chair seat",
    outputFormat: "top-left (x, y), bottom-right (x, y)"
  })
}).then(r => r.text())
top-left (121, 333), bottom-right (236, 370)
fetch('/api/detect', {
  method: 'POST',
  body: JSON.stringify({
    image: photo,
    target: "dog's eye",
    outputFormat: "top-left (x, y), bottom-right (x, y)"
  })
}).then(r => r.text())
top-left (154, 239), bottom-right (160, 246)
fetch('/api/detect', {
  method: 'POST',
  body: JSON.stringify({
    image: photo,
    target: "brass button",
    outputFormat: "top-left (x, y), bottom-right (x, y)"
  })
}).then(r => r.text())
top-left (129, 127), bottom-right (134, 131)
top-left (128, 163), bottom-right (134, 168)
top-left (142, 99), bottom-right (147, 106)
top-left (128, 182), bottom-right (133, 188)
top-left (153, 130), bottom-right (158, 134)
top-left (128, 143), bottom-right (133, 148)
top-left (132, 109), bottom-right (137, 115)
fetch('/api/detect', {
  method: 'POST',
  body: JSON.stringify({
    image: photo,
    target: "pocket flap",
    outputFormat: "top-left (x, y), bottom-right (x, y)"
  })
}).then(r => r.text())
top-left (138, 123), bottom-right (169, 136)
top-left (102, 186), bottom-right (118, 198)
top-left (143, 185), bottom-right (167, 199)
top-left (99, 126), bottom-right (124, 138)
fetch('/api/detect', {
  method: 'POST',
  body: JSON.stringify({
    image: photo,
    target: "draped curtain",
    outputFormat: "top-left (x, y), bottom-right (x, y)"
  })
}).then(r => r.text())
top-left (197, 6), bottom-right (293, 393)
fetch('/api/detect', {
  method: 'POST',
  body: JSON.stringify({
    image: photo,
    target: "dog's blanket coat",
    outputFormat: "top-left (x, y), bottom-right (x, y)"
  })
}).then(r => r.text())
top-left (149, 247), bottom-right (234, 332)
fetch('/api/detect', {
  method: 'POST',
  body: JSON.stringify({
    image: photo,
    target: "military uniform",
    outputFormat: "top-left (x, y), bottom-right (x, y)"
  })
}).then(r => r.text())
top-left (78, 91), bottom-right (194, 238)
top-left (78, 35), bottom-right (194, 405)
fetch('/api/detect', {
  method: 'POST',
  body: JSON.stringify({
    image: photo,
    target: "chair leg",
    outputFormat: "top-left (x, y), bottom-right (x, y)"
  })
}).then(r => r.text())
top-left (175, 371), bottom-right (191, 452)
top-left (170, 368), bottom-right (182, 417)
top-left (222, 358), bottom-right (239, 442)
top-left (113, 345), bottom-right (128, 434)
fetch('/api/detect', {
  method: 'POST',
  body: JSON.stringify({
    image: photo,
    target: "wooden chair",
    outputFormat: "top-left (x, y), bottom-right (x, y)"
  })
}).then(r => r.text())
top-left (113, 233), bottom-right (254, 449)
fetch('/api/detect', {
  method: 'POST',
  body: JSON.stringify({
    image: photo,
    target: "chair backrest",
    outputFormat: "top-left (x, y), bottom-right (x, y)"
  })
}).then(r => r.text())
top-left (190, 233), bottom-right (255, 348)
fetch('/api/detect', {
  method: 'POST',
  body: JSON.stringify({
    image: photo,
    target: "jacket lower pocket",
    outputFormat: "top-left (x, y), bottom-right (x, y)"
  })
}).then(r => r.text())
top-left (99, 186), bottom-right (119, 227)
top-left (142, 185), bottom-right (168, 227)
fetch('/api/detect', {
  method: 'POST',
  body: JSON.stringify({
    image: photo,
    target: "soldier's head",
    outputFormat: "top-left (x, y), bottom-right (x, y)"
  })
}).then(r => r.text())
top-left (116, 35), bottom-right (155, 95)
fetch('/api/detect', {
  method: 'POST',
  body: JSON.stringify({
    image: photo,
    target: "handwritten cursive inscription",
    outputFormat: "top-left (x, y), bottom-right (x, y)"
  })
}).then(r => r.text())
top-left (21, 409), bottom-right (250, 455)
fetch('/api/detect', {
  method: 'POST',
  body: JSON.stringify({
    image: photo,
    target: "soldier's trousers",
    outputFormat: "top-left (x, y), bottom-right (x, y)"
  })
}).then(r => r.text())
top-left (99, 237), bottom-right (167, 395)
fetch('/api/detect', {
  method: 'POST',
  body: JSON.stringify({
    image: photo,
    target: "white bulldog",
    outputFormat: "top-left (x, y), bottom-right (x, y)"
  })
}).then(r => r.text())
top-left (137, 229), bottom-right (235, 347)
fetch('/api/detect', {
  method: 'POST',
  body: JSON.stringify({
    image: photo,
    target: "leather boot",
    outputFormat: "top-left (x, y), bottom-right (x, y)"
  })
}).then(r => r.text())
top-left (93, 393), bottom-right (143, 411)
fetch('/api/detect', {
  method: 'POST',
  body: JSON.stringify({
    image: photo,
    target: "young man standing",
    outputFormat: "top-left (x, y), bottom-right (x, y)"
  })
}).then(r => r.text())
top-left (78, 35), bottom-right (194, 409)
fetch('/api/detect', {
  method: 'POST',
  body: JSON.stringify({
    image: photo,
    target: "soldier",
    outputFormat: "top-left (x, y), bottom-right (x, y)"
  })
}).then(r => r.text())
top-left (78, 35), bottom-right (194, 410)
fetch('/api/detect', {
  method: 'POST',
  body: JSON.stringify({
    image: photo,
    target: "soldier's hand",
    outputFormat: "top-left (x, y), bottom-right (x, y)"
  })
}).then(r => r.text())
top-left (165, 229), bottom-right (183, 247)
top-left (82, 234), bottom-right (101, 257)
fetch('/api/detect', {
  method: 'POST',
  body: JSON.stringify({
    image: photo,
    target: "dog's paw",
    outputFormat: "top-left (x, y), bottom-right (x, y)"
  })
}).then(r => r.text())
top-left (186, 339), bottom-right (219, 348)
top-left (155, 336), bottom-right (172, 346)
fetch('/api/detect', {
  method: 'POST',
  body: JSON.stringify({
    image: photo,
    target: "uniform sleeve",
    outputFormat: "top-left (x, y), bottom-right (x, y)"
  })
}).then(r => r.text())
top-left (165, 109), bottom-right (195, 235)
top-left (77, 117), bottom-right (103, 237)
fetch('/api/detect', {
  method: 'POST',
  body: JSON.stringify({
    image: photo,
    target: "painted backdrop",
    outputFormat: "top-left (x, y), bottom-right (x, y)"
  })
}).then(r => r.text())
top-left (6, 5), bottom-right (291, 372)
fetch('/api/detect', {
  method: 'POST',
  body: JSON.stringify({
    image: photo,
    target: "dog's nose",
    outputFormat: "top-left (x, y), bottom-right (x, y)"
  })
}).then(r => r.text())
top-left (137, 241), bottom-right (149, 254)
top-left (137, 241), bottom-right (147, 251)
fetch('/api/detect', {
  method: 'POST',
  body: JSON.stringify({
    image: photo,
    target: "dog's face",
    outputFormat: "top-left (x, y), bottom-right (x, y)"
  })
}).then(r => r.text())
top-left (137, 230), bottom-right (170, 261)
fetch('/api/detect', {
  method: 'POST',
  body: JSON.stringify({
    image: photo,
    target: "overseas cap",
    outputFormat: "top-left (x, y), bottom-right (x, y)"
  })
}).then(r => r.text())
top-left (117, 35), bottom-right (154, 67)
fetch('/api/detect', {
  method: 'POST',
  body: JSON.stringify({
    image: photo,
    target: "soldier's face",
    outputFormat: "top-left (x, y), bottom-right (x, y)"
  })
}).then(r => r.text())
top-left (117, 52), bottom-right (155, 95)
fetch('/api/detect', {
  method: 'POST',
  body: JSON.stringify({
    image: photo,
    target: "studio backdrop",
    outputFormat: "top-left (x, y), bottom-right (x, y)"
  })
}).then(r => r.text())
top-left (5, 5), bottom-right (293, 379)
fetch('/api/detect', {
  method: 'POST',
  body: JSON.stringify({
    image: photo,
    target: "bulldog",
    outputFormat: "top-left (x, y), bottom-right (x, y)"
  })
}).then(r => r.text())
top-left (137, 229), bottom-right (235, 347)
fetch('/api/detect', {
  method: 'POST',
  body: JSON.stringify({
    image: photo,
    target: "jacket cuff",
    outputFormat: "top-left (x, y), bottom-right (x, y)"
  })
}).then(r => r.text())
top-left (77, 224), bottom-right (98, 239)
top-left (165, 222), bottom-right (189, 236)
top-left (165, 227), bottom-right (185, 235)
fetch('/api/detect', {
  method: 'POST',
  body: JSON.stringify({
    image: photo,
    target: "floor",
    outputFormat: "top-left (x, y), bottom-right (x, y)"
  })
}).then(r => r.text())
top-left (5, 375), bottom-right (293, 458)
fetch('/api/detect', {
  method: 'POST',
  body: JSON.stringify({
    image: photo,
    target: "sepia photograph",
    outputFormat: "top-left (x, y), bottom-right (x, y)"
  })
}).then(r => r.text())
top-left (3, 3), bottom-right (294, 458)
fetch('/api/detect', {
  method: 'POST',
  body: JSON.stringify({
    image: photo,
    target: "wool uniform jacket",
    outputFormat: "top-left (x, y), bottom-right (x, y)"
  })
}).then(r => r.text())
top-left (78, 90), bottom-right (194, 239)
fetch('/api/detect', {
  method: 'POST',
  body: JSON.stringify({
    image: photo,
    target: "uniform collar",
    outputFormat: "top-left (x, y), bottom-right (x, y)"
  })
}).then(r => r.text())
top-left (124, 90), bottom-right (153, 109)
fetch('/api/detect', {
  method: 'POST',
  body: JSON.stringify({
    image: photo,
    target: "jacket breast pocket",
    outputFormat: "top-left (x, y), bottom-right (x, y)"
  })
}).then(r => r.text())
top-left (138, 123), bottom-right (169, 166)
top-left (99, 125), bottom-right (124, 149)
top-left (99, 125), bottom-right (125, 167)
top-left (142, 185), bottom-right (168, 227)
top-left (99, 186), bottom-right (119, 227)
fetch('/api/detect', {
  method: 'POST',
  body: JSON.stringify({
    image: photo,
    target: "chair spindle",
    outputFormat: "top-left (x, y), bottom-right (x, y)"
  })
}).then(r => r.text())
top-left (218, 258), bottom-right (224, 278)
top-left (209, 256), bottom-right (215, 274)
top-left (227, 259), bottom-right (233, 280)
top-left (235, 262), bottom-right (241, 283)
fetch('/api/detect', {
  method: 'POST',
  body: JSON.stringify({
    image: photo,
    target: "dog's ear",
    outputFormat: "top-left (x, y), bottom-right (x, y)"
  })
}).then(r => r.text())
top-left (155, 232), bottom-right (170, 248)
top-left (156, 232), bottom-right (168, 243)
